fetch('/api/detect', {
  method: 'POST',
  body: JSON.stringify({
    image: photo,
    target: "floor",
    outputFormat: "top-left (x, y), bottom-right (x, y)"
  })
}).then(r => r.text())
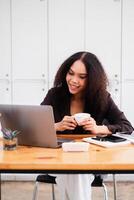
top-left (1, 181), bottom-right (134, 200)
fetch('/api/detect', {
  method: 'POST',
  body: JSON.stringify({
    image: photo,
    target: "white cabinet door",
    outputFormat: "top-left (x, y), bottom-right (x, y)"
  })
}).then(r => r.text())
top-left (48, 0), bottom-right (84, 88)
top-left (12, 80), bottom-right (46, 105)
top-left (0, 0), bottom-right (11, 103)
top-left (11, 0), bottom-right (48, 104)
top-left (122, 0), bottom-right (134, 126)
top-left (0, 81), bottom-right (11, 104)
top-left (85, 0), bottom-right (121, 106)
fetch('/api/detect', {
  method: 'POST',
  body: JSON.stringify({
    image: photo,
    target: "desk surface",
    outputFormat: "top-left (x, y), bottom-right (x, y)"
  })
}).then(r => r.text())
top-left (0, 135), bottom-right (134, 173)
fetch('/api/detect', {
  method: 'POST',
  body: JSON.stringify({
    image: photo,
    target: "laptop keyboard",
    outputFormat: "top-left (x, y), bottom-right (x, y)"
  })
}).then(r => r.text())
top-left (57, 138), bottom-right (73, 146)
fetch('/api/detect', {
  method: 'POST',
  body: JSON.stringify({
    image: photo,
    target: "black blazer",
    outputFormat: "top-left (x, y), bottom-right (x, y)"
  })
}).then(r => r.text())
top-left (41, 87), bottom-right (133, 134)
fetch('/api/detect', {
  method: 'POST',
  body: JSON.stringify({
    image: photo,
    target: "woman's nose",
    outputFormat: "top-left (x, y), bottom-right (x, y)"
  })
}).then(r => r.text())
top-left (71, 76), bottom-right (78, 83)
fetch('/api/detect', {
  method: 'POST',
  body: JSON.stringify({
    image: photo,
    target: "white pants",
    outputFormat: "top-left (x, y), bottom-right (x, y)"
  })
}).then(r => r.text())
top-left (52, 174), bottom-right (94, 200)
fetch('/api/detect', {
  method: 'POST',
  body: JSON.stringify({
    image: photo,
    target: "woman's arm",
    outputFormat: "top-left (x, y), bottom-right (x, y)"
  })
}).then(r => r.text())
top-left (104, 94), bottom-right (133, 133)
top-left (79, 117), bottom-right (112, 135)
top-left (79, 94), bottom-right (133, 135)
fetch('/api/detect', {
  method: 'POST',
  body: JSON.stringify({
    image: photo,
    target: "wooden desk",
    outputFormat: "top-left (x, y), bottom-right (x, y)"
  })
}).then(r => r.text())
top-left (0, 136), bottom-right (134, 174)
top-left (0, 135), bottom-right (134, 198)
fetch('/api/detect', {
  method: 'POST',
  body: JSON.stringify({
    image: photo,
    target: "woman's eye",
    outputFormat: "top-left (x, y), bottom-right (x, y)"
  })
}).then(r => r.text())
top-left (68, 71), bottom-right (74, 75)
top-left (79, 76), bottom-right (87, 79)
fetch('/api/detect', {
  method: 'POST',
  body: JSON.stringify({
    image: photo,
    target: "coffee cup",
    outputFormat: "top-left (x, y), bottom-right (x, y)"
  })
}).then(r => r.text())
top-left (73, 113), bottom-right (91, 125)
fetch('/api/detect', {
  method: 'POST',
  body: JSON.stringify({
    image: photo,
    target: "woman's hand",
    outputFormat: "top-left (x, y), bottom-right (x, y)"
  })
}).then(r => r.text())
top-left (55, 116), bottom-right (77, 132)
top-left (79, 117), bottom-right (111, 135)
top-left (79, 117), bottom-right (98, 133)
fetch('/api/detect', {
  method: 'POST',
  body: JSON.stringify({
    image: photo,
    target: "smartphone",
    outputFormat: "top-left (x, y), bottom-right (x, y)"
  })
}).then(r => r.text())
top-left (92, 135), bottom-right (126, 143)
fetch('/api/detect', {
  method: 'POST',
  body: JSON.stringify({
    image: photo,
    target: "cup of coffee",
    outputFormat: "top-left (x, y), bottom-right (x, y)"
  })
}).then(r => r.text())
top-left (73, 113), bottom-right (91, 125)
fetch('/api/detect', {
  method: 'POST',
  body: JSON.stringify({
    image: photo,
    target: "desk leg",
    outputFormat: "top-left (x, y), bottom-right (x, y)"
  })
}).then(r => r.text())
top-left (0, 173), bottom-right (1, 200)
top-left (113, 174), bottom-right (117, 200)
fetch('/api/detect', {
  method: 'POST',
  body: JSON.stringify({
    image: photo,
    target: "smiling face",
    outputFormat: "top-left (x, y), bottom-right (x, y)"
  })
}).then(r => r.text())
top-left (66, 60), bottom-right (88, 97)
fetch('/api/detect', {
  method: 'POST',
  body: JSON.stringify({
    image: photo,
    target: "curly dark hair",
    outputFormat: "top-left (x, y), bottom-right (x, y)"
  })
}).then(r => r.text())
top-left (54, 51), bottom-right (109, 115)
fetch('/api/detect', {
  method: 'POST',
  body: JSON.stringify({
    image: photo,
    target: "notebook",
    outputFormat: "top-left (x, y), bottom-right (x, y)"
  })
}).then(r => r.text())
top-left (0, 104), bottom-right (71, 148)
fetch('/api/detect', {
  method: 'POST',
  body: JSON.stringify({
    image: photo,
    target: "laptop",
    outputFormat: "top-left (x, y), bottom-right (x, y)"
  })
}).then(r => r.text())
top-left (0, 104), bottom-right (70, 148)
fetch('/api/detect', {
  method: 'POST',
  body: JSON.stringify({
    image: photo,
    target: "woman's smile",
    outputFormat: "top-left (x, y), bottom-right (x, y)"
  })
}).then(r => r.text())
top-left (68, 83), bottom-right (79, 92)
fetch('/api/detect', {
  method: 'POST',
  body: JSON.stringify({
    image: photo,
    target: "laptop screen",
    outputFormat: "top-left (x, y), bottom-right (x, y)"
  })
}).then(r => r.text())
top-left (0, 104), bottom-right (58, 148)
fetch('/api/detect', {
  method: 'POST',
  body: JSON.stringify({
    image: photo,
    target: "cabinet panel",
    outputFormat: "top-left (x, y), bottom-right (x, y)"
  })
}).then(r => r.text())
top-left (0, 0), bottom-right (11, 79)
top-left (122, 83), bottom-right (134, 126)
top-left (122, 0), bottom-right (134, 79)
top-left (12, 81), bottom-right (47, 105)
top-left (0, 0), bottom-right (11, 103)
top-left (122, 0), bottom-right (134, 125)
top-left (11, 0), bottom-right (48, 80)
top-left (48, 0), bottom-right (84, 88)
top-left (85, 0), bottom-right (121, 106)
top-left (0, 81), bottom-right (11, 104)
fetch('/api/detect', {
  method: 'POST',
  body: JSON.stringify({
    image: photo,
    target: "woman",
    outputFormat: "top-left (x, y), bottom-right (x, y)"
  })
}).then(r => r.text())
top-left (41, 51), bottom-right (133, 200)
